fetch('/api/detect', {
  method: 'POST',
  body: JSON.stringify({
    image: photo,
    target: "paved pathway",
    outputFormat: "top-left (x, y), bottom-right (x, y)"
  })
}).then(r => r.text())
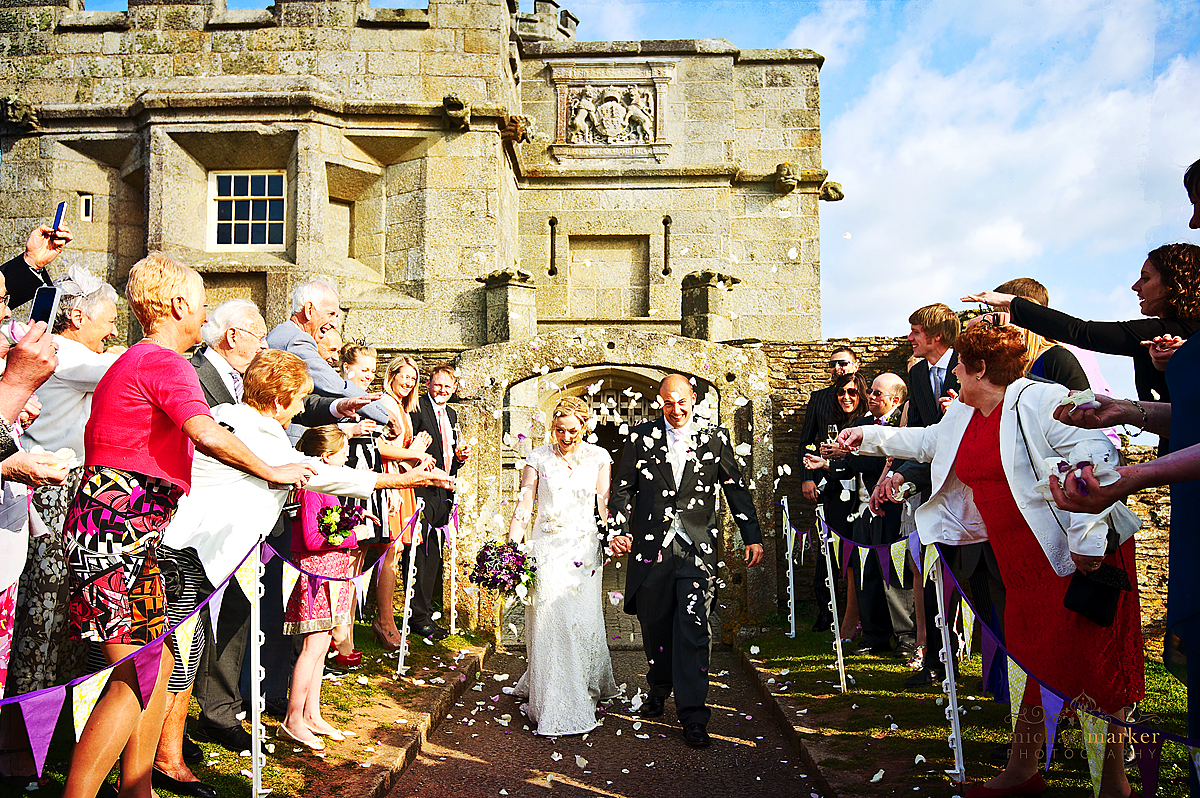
top-left (386, 647), bottom-right (815, 798)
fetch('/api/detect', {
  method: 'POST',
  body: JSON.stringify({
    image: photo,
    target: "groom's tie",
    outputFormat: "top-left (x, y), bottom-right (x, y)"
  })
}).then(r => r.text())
top-left (665, 423), bottom-right (693, 545)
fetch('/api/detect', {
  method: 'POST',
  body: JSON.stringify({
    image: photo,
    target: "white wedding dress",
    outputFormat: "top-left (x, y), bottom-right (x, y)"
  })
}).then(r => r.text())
top-left (513, 443), bottom-right (619, 736)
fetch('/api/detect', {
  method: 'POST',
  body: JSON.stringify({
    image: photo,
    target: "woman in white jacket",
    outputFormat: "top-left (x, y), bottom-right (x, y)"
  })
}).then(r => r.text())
top-left (838, 321), bottom-right (1143, 798)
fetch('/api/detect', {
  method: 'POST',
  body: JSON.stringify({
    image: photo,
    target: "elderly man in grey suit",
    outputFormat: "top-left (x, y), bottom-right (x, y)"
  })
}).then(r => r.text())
top-left (266, 278), bottom-right (390, 430)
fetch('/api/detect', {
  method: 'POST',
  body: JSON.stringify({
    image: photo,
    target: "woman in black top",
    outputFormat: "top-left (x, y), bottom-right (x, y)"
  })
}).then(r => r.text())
top-left (965, 242), bottom-right (1200, 410)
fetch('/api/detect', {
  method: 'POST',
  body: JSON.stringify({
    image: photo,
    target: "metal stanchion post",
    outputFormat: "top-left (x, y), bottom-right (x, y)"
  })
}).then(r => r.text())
top-left (249, 544), bottom-right (271, 797)
top-left (816, 507), bottom-right (848, 693)
top-left (396, 501), bottom-right (424, 676)
top-left (448, 504), bottom-right (458, 636)
top-left (783, 497), bottom-right (796, 638)
top-left (932, 560), bottom-right (966, 783)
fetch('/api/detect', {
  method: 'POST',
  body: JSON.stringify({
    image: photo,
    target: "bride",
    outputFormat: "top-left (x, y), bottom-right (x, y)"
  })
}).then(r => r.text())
top-left (508, 397), bottom-right (618, 736)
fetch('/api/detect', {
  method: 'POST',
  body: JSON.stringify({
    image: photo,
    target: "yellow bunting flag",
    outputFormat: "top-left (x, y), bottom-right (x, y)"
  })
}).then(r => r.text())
top-left (960, 601), bottom-right (975, 659)
top-left (282, 560), bottom-right (300, 609)
top-left (235, 547), bottom-right (259, 602)
top-left (1078, 710), bottom-right (1108, 797)
top-left (73, 667), bottom-right (113, 741)
top-left (858, 547), bottom-right (869, 591)
top-left (174, 613), bottom-right (200, 677)
top-left (1007, 659), bottom-right (1027, 733)
top-left (890, 540), bottom-right (908, 588)
top-left (922, 543), bottom-right (939, 586)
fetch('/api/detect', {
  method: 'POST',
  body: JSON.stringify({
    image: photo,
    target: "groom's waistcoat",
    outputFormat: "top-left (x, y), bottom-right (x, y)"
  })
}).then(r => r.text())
top-left (610, 418), bottom-right (761, 613)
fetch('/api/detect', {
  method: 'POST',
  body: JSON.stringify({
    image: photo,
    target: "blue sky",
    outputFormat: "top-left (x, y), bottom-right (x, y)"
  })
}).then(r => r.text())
top-left (549, 0), bottom-right (1200, 420)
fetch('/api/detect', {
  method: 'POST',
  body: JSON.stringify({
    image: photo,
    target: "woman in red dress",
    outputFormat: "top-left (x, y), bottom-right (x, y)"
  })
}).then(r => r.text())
top-left (840, 321), bottom-right (1143, 798)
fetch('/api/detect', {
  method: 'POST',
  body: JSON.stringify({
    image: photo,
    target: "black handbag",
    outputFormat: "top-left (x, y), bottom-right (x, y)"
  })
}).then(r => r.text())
top-left (1062, 560), bottom-right (1132, 627)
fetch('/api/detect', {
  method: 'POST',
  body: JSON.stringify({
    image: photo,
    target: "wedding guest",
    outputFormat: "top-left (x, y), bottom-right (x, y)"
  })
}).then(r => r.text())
top-left (13, 265), bottom-right (121, 696)
top-left (964, 243), bottom-right (1200, 452)
top-left (340, 343), bottom-right (376, 390)
top-left (0, 223), bottom-right (73, 310)
top-left (988, 278), bottom-right (1089, 390)
top-left (809, 374), bottom-right (915, 659)
top-left (370, 356), bottom-right (433, 649)
top-left (797, 346), bottom-right (860, 631)
top-left (408, 365), bottom-right (469, 641)
top-left (266, 279), bottom-right (389, 429)
top-left (59, 253), bottom-right (315, 798)
top-left (279, 426), bottom-right (370, 750)
top-left (317, 328), bottom-right (342, 369)
top-left (800, 371), bottom-right (868, 638)
top-left (838, 321), bottom-right (1143, 798)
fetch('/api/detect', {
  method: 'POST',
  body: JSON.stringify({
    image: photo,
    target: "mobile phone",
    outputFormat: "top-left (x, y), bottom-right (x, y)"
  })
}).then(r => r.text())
top-left (29, 285), bottom-right (62, 326)
top-left (51, 201), bottom-right (66, 232)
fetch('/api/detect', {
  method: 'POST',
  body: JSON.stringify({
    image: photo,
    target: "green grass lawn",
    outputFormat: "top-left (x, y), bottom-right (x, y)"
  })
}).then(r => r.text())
top-left (5, 623), bottom-right (488, 798)
top-left (747, 611), bottom-right (1190, 796)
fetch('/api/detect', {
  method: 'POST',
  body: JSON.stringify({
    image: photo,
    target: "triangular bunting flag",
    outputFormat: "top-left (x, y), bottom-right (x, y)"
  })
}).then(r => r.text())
top-left (1078, 710), bottom-right (1107, 797)
top-left (73, 668), bottom-right (113, 741)
top-left (907, 530), bottom-right (921, 567)
top-left (351, 567), bottom-right (373, 621)
top-left (941, 577), bottom-right (958, 617)
top-left (858, 547), bottom-right (869, 591)
top-left (1038, 684), bottom-right (1065, 770)
top-left (234, 548), bottom-right (259, 604)
top-left (19, 686), bottom-right (66, 776)
top-left (890, 540), bottom-right (908, 589)
top-left (876, 546), bottom-right (892, 587)
top-left (1131, 731), bottom-right (1163, 797)
top-left (282, 560), bottom-right (300, 608)
top-left (307, 574), bottom-right (321, 607)
top-left (960, 601), bottom-right (975, 659)
top-left (922, 543), bottom-right (938, 585)
top-left (132, 640), bottom-right (164, 711)
top-left (260, 543), bottom-right (275, 565)
top-left (981, 621), bottom-right (999, 695)
top-left (207, 581), bottom-right (228, 640)
top-left (174, 613), bottom-right (200, 679)
top-left (1007, 659), bottom-right (1027, 732)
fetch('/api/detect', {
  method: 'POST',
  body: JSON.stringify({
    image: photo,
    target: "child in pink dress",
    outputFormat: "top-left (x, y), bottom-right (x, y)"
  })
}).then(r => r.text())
top-left (279, 426), bottom-right (371, 750)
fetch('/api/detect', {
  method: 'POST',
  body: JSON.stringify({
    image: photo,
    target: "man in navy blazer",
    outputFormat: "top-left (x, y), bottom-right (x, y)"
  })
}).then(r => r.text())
top-left (265, 278), bottom-right (390, 433)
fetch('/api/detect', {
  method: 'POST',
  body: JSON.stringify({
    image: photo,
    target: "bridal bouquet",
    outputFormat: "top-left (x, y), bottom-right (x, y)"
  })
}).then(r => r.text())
top-left (316, 503), bottom-right (366, 546)
top-left (470, 541), bottom-right (537, 600)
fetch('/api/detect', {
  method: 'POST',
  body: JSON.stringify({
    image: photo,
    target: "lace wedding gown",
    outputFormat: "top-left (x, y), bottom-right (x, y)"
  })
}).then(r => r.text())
top-left (513, 443), bottom-right (618, 736)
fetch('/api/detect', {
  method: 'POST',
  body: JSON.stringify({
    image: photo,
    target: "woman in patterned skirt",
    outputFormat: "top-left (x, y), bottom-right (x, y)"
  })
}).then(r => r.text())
top-left (60, 254), bottom-right (315, 798)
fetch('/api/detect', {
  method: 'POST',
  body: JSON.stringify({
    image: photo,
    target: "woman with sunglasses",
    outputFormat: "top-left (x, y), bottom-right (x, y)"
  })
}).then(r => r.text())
top-left (801, 371), bottom-right (870, 638)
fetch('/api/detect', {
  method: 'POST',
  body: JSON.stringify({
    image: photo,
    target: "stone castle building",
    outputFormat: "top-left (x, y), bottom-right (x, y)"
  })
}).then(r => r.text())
top-left (0, 0), bottom-right (843, 637)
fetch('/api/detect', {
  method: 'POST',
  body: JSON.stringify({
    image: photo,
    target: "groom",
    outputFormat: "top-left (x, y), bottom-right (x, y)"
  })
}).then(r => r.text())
top-left (609, 374), bottom-right (763, 748)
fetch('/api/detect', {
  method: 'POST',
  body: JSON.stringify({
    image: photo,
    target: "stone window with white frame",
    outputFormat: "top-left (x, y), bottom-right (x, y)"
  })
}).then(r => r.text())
top-left (208, 171), bottom-right (286, 249)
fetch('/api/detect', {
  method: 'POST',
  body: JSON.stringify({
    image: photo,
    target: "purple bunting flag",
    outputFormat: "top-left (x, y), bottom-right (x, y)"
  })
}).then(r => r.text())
top-left (876, 546), bottom-right (891, 587)
top-left (1038, 684), bottom-right (1065, 770)
top-left (132, 641), bottom-right (164, 710)
top-left (18, 686), bottom-right (65, 777)
top-left (1131, 730), bottom-right (1165, 797)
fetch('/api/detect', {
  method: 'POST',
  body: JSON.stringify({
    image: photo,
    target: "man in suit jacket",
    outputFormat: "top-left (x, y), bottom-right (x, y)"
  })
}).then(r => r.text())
top-left (827, 373), bottom-right (915, 657)
top-left (265, 278), bottom-right (390, 432)
top-left (876, 304), bottom-right (1006, 689)
top-left (407, 365), bottom-right (469, 640)
top-left (609, 374), bottom-right (763, 749)
top-left (796, 345), bottom-right (860, 630)
top-left (1, 224), bottom-right (72, 312)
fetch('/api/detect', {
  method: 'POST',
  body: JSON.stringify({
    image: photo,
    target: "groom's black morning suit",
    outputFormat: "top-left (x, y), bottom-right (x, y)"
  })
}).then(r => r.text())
top-left (610, 417), bottom-right (761, 727)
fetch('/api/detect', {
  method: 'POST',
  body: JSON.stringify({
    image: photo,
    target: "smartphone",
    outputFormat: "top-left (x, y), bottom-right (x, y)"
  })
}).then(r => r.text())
top-left (51, 201), bottom-right (66, 232)
top-left (29, 285), bottom-right (62, 326)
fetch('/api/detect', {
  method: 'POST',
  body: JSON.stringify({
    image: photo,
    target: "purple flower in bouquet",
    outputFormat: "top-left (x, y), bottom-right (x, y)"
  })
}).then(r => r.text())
top-left (469, 540), bottom-right (537, 599)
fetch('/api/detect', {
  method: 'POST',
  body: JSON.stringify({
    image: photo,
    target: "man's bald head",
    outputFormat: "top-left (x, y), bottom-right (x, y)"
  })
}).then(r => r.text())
top-left (658, 373), bottom-right (697, 429)
top-left (868, 372), bottom-right (907, 418)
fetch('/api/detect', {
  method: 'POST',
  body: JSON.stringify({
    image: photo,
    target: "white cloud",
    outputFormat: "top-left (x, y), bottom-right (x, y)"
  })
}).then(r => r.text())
top-left (569, 0), bottom-right (647, 42)
top-left (820, 0), bottom-right (1200, 357)
top-left (782, 0), bottom-right (869, 65)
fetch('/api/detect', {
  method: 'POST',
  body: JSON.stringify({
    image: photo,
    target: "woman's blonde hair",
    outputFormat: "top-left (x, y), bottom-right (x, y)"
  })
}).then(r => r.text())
top-left (126, 252), bottom-right (203, 330)
top-left (551, 396), bottom-right (591, 428)
top-left (383, 355), bottom-right (421, 414)
top-left (297, 424), bottom-right (349, 459)
top-left (243, 350), bottom-right (314, 414)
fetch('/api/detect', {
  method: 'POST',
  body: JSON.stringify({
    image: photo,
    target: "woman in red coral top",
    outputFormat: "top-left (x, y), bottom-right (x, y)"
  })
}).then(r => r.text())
top-left (61, 253), bottom-right (315, 798)
top-left (280, 425), bottom-right (373, 750)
